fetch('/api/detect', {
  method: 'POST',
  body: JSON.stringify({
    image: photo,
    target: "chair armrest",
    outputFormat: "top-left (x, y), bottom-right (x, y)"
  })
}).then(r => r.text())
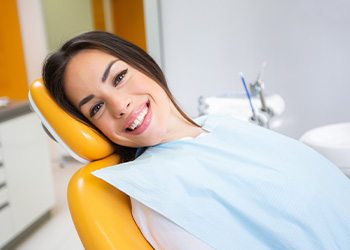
top-left (68, 154), bottom-right (153, 250)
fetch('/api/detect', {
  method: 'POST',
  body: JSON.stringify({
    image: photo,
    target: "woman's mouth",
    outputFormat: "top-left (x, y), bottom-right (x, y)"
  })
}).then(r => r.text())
top-left (127, 106), bottom-right (148, 131)
top-left (125, 101), bottom-right (151, 135)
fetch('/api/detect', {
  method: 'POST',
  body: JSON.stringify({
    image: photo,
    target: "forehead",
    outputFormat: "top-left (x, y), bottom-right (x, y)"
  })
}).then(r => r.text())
top-left (64, 49), bottom-right (119, 84)
top-left (67, 49), bottom-right (116, 73)
top-left (64, 49), bottom-right (117, 103)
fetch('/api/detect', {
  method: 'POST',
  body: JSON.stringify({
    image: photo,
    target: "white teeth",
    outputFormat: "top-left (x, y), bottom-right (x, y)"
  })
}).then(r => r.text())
top-left (128, 107), bottom-right (148, 130)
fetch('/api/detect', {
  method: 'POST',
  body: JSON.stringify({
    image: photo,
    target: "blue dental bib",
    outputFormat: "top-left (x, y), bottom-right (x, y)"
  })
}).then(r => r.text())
top-left (93, 114), bottom-right (350, 250)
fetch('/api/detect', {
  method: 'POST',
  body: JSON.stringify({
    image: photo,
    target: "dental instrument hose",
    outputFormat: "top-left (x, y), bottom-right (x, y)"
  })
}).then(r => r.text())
top-left (240, 72), bottom-right (257, 120)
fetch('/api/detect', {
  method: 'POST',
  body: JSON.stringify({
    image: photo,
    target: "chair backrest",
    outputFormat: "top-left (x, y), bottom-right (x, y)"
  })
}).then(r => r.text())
top-left (29, 79), bottom-right (152, 250)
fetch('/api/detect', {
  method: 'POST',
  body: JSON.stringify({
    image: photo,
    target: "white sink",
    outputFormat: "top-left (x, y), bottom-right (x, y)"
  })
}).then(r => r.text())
top-left (300, 123), bottom-right (350, 175)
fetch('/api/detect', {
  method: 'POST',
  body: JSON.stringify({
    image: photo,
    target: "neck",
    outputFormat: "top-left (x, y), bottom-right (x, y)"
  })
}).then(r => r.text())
top-left (161, 105), bottom-right (205, 143)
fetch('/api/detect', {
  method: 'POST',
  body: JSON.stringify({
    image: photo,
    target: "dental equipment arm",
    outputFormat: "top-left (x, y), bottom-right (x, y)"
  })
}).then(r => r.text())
top-left (249, 62), bottom-right (274, 117)
top-left (240, 72), bottom-right (265, 126)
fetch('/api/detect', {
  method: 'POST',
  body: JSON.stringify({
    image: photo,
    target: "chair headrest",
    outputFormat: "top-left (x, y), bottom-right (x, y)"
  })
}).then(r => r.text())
top-left (28, 79), bottom-right (115, 163)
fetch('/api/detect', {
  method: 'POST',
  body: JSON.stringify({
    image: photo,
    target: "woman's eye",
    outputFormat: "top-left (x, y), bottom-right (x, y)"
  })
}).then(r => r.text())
top-left (113, 69), bottom-right (128, 87)
top-left (90, 102), bottom-right (104, 117)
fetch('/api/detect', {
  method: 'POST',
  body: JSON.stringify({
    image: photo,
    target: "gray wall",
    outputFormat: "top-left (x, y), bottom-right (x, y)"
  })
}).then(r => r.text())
top-left (159, 0), bottom-right (350, 138)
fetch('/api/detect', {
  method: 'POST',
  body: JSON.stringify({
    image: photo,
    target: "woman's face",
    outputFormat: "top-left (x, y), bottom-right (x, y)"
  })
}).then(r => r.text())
top-left (64, 49), bottom-right (179, 147)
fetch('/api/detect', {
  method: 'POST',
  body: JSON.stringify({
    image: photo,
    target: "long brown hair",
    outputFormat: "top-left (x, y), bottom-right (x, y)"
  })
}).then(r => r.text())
top-left (42, 31), bottom-right (197, 162)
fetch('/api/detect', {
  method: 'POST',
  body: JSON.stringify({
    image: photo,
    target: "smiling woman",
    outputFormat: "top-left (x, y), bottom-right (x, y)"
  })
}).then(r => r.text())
top-left (42, 31), bottom-right (350, 250)
top-left (63, 49), bottom-right (202, 148)
top-left (43, 31), bottom-right (201, 160)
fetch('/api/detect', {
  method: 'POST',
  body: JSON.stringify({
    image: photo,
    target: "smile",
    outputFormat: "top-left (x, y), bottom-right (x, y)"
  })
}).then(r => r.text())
top-left (128, 106), bottom-right (148, 130)
top-left (125, 101), bottom-right (152, 134)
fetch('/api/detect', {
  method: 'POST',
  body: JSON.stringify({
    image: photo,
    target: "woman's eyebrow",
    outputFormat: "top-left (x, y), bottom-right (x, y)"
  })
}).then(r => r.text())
top-left (102, 59), bottom-right (119, 82)
top-left (79, 94), bottom-right (95, 108)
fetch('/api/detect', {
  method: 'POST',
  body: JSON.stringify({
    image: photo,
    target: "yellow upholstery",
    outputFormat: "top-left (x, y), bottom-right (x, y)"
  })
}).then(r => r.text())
top-left (29, 79), bottom-right (115, 163)
top-left (68, 154), bottom-right (152, 249)
top-left (29, 80), bottom-right (153, 249)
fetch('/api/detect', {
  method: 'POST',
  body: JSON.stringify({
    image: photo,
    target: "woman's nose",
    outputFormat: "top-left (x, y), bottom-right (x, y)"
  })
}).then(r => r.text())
top-left (117, 102), bottom-right (131, 118)
top-left (108, 95), bottom-right (131, 119)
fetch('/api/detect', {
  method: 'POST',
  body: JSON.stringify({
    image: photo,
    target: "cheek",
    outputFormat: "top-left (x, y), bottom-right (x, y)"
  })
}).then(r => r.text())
top-left (109, 133), bottom-right (140, 148)
top-left (95, 118), bottom-right (132, 145)
top-left (132, 82), bottom-right (150, 94)
top-left (132, 74), bottom-right (166, 98)
top-left (148, 85), bottom-right (172, 108)
top-left (94, 117), bottom-right (116, 138)
top-left (156, 91), bottom-right (172, 116)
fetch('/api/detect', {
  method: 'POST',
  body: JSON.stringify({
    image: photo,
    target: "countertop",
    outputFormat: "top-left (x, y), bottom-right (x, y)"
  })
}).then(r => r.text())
top-left (0, 101), bottom-right (31, 123)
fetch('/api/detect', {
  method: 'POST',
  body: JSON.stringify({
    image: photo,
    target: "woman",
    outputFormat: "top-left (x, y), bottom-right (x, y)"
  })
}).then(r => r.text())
top-left (43, 31), bottom-right (350, 250)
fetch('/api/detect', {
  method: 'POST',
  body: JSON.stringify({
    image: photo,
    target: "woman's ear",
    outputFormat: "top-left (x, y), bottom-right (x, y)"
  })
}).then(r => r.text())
top-left (28, 79), bottom-right (115, 163)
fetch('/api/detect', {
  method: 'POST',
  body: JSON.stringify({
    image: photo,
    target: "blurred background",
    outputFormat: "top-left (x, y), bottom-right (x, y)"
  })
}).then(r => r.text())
top-left (2, 0), bottom-right (349, 138)
top-left (0, 0), bottom-right (349, 249)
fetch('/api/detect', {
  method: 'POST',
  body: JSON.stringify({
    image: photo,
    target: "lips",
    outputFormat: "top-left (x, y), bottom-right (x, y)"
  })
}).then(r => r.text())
top-left (127, 106), bottom-right (149, 131)
top-left (124, 100), bottom-right (152, 135)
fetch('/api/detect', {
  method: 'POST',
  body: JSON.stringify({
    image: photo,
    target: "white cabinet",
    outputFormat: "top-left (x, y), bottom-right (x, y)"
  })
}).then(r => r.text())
top-left (0, 112), bottom-right (55, 248)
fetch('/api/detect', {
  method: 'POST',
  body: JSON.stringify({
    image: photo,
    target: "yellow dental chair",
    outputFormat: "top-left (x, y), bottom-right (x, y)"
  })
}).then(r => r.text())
top-left (29, 79), bottom-right (153, 250)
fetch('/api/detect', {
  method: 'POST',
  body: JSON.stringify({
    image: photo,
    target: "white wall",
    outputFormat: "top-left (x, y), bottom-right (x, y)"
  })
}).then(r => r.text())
top-left (144, 0), bottom-right (163, 67)
top-left (160, 0), bottom-right (350, 138)
top-left (17, 0), bottom-right (48, 84)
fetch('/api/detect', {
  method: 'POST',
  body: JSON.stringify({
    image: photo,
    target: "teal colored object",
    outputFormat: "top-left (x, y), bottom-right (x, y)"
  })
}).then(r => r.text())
top-left (93, 115), bottom-right (350, 250)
